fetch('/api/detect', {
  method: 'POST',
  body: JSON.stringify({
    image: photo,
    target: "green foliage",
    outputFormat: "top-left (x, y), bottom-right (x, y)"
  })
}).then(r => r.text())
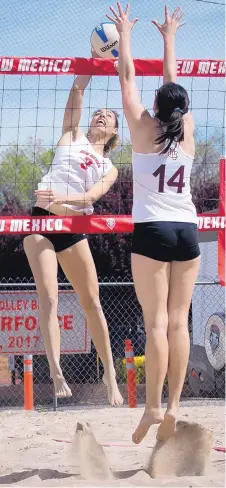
top-left (0, 138), bottom-right (54, 203)
top-left (191, 132), bottom-right (224, 185)
top-left (111, 141), bottom-right (132, 168)
top-left (190, 132), bottom-right (223, 212)
top-left (0, 134), bottom-right (222, 209)
top-left (116, 355), bottom-right (146, 384)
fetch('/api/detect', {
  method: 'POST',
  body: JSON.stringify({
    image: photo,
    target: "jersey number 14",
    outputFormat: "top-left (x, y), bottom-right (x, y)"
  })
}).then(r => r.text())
top-left (153, 164), bottom-right (185, 194)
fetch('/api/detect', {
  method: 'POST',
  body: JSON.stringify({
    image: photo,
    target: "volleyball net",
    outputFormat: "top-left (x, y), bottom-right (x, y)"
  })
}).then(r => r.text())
top-left (0, 56), bottom-right (225, 226)
top-left (0, 56), bottom-right (225, 408)
top-left (0, 56), bottom-right (225, 270)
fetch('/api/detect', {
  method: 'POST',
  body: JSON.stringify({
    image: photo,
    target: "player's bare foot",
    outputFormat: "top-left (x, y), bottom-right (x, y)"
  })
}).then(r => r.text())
top-left (103, 373), bottom-right (124, 406)
top-left (52, 373), bottom-right (72, 398)
top-left (132, 408), bottom-right (164, 444)
top-left (156, 409), bottom-right (177, 441)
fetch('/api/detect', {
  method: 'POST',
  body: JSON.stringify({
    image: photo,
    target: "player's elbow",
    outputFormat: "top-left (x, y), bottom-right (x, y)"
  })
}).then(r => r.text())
top-left (72, 85), bottom-right (85, 96)
top-left (112, 166), bottom-right (118, 179)
top-left (108, 166), bottom-right (118, 187)
top-left (84, 192), bottom-right (96, 206)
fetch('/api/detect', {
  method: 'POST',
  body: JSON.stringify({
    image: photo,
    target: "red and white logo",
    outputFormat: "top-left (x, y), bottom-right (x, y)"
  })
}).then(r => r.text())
top-left (106, 218), bottom-right (116, 230)
top-left (80, 156), bottom-right (94, 170)
top-left (80, 150), bottom-right (101, 170)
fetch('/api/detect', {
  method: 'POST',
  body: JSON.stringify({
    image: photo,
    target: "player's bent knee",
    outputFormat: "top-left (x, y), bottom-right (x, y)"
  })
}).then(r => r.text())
top-left (38, 293), bottom-right (58, 314)
top-left (168, 316), bottom-right (189, 332)
top-left (143, 311), bottom-right (168, 332)
top-left (80, 294), bottom-right (102, 315)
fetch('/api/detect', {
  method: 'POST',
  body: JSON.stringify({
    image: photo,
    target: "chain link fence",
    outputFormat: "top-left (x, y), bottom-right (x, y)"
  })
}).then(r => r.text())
top-left (0, 3), bottom-right (225, 216)
top-left (0, 276), bottom-right (224, 409)
top-left (0, 0), bottom-right (224, 411)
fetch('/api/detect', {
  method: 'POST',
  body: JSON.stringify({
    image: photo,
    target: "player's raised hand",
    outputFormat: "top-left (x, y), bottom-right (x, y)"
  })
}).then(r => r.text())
top-left (91, 47), bottom-right (101, 58)
top-left (106, 2), bottom-right (138, 34)
top-left (152, 5), bottom-right (185, 37)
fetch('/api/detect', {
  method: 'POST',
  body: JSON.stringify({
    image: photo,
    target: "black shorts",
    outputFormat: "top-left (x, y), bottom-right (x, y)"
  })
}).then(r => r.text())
top-left (28, 207), bottom-right (86, 253)
top-left (132, 221), bottom-right (200, 262)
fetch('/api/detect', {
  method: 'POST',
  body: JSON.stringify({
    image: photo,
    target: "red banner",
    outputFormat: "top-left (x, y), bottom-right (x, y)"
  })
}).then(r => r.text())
top-left (0, 57), bottom-right (225, 77)
top-left (0, 214), bottom-right (224, 235)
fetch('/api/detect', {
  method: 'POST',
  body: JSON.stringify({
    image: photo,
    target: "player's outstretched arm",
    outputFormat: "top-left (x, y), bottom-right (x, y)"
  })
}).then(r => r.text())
top-left (152, 7), bottom-right (194, 134)
top-left (152, 5), bottom-right (185, 84)
top-left (106, 2), bottom-right (149, 140)
top-left (62, 49), bottom-right (99, 136)
top-left (62, 75), bottom-right (91, 135)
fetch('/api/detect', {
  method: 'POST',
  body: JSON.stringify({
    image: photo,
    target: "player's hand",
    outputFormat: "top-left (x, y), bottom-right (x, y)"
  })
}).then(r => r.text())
top-left (34, 189), bottom-right (63, 204)
top-left (152, 5), bottom-right (185, 37)
top-left (91, 47), bottom-right (101, 58)
top-left (106, 2), bottom-right (138, 34)
top-left (114, 60), bottom-right (119, 73)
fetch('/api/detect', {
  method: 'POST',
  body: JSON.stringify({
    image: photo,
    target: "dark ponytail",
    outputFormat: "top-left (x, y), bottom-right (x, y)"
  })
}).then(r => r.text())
top-left (155, 82), bottom-right (189, 154)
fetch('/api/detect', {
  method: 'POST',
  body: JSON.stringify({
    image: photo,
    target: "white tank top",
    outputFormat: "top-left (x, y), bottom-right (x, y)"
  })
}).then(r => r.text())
top-left (38, 134), bottom-right (113, 214)
top-left (132, 143), bottom-right (197, 224)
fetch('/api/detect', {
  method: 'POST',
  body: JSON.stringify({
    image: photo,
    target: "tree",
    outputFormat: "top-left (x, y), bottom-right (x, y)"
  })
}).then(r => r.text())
top-left (111, 142), bottom-right (132, 168)
top-left (0, 139), bottom-right (54, 266)
top-left (191, 132), bottom-right (223, 185)
top-left (0, 137), bottom-right (53, 206)
top-left (191, 133), bottom-right (222, 213)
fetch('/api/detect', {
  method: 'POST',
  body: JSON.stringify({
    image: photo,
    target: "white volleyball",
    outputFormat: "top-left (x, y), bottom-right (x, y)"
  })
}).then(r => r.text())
top-left (91, 22), bottom-right (119, 59)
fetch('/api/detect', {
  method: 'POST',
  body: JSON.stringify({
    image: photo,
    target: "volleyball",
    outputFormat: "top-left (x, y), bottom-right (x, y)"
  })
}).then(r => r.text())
top-left (90, 22), bottom-right (119, 59)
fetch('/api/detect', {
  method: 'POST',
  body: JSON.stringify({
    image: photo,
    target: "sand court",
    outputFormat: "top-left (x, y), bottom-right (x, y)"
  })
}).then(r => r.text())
top-left (0, 404), bottom-right (224, 487)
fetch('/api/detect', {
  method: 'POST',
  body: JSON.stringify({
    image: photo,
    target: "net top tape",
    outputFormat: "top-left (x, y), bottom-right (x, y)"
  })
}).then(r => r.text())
top-left (0, 57), bottom-right (225, 76)
top-left (0, 214), bottom-right (224, 234)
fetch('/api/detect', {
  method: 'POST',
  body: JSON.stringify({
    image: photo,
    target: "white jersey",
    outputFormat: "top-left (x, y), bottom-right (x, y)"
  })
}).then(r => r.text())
top-left (132, 143), bottom-right (197, 224)
top-left (38, 134), bottom-right (113, 214)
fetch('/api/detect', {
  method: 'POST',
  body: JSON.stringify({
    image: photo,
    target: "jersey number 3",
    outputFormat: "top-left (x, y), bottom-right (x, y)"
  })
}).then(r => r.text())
top-left (81, 156), bottom-right (94, 171)
top-left (153, 164), bottom-right (185, 194)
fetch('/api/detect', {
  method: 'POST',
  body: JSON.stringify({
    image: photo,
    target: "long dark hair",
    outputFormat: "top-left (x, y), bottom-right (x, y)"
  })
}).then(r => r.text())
top-left (155, 82), bottom-right (190, 154)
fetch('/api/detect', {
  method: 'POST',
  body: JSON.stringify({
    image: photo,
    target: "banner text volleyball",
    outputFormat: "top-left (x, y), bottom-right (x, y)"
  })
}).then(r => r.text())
top-left (0, 291), bottom-right (90, 354)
